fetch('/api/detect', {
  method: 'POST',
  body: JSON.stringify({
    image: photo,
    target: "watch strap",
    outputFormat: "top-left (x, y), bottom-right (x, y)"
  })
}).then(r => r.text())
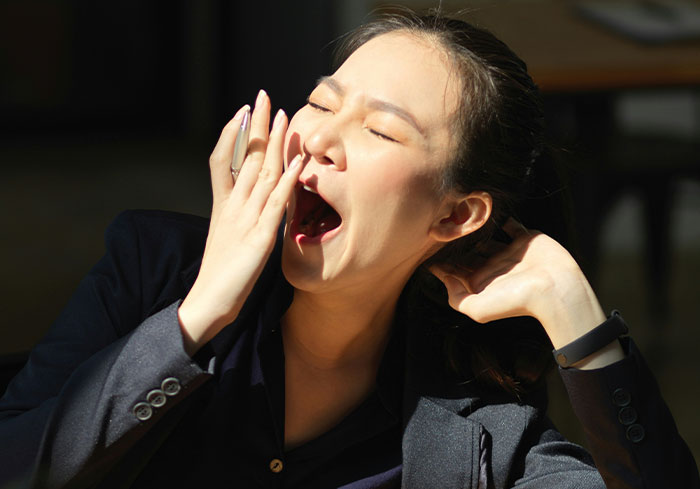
top-left (553, 310), bottom-right (628, 368)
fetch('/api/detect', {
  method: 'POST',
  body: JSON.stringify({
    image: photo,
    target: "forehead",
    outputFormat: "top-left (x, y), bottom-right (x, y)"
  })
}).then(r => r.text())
top-left (333, 31), bottom-right (460, 135)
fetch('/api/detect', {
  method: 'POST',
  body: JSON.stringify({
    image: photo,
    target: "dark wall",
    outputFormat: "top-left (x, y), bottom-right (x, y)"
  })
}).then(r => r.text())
top-left (0, 0), bottom-right (336, 142)
top-left (0, 0), bottom-right (338, 362)
top-left (1, 1), bottom-right (184, 137)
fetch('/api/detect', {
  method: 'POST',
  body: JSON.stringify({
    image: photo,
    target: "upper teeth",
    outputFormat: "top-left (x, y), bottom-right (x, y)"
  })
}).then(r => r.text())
top-left (303, 184), bottom-right (318, 194)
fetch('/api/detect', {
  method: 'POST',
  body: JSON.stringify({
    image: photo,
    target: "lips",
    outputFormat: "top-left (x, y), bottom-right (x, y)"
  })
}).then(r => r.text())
top-left (292, 183), bottom-right (342, 240)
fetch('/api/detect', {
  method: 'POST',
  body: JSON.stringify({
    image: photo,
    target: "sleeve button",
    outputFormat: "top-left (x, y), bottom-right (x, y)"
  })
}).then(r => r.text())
top-left (618, 406), bottom-right (638, 425)
top-left (612, 387), bottom-right (631, 407)
top-left (146, 389), bottom-right (167, 408)
top-left (161, 377), bottom-right (181, 396)
top-left (269, 458), bottom-right (284, 473)
top-left (626, 423), bottom-right (645, 443)
top-left (133, 402), bottom-right (153, 421)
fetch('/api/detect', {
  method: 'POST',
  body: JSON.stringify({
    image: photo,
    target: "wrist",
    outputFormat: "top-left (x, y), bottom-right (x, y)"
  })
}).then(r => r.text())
top-left (553, 310), bottom-right (628, 369)
top-left (535, 271), bottom-right (606, 349)
top-left (569, 339), bottom-right (625, 370)
top-left (177, 299), bottom-right (209, 357)
top-left (178, 294), bottom-right (237, 356)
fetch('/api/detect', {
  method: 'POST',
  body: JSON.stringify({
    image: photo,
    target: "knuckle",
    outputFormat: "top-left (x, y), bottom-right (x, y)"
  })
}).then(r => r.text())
top-left (257, 167), bottom-right (277, 184)
top-left (266, 192), bottom-right (285, 209)
top-left (209, 153), bottom-right (223, 168)
top-left (221, 117), bottom-right (239, 136)
top-left (247, 138), bottom-right (268, 155)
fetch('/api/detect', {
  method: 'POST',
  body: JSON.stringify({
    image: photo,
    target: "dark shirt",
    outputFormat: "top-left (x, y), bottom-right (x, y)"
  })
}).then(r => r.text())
top-left (131, 271), bottom-right (404, 488)
top-left (1, 211), bottom-right (697, 488)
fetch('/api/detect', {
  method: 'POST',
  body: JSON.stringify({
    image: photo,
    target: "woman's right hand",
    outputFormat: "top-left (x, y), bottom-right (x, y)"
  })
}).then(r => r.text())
top-left (178, 90), bottom-right (304, 356)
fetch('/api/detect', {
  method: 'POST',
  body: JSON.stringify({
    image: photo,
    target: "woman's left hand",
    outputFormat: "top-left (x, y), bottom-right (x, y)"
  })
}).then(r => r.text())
top-left (431, 219), bottom-right (624, 369)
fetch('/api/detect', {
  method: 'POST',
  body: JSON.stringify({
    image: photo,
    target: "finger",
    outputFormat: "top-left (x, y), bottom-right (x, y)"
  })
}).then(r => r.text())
top-left (474, 239), bottom-right (509, 260)
top-left (246, 90), bottom-right (272, 169)
top-left (263, 108), bottom-right (287, 181)
top-left (430, 267), bottom-right (472, 295)
top-left (432, 271), bottom-right (487, 318)
top-left (502, 217), bottom-right (531, 239)
top-left (438, 272), bottom-right (524, 323)
top-left (231, 89), bottom-right (271, 197)
top-left (257, 154), bottom-right (305, 230)
top-left (433, 257), bottom-right (511, 297)
top-left (209, 105), bottom-right (251, 202)
top-left (467, 255), bottom-right (526, 295)
top-left (456, 293), bottom-right (517, 324)
top-left (249, 89), bottom-right (271, 158)
top-left (246, 109), bottom-right (288, 213)
top-left (431, 266), bottom-right (525, 323)
top-left (442, 274), bottom-right (471, 299)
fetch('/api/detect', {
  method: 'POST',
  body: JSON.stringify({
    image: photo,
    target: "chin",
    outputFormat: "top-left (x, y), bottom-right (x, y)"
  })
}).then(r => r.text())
top-left (280, 231), bottom-right (328, 293)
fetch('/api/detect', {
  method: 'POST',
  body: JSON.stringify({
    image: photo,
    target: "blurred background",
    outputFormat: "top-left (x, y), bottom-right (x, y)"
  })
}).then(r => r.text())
top-left (1, 0), bottom-right (699, 464)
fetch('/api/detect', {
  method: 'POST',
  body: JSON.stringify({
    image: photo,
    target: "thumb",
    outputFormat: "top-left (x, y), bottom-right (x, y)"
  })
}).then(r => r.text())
top-left (430, 267), bottom-right (472, 307)
top-left (441, 274), bottom-right (469, 297)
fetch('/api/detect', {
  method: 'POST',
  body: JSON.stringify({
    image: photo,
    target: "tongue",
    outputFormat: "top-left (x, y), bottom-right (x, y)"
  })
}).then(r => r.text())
top-left (300, 200), bottom-right (341, 238)
top-left (313, 208), bottom-right (341, 237)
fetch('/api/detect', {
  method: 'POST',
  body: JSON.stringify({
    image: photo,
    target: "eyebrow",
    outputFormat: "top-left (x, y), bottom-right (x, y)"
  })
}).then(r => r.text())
top-left (315, 76), bottom-right (425, 136)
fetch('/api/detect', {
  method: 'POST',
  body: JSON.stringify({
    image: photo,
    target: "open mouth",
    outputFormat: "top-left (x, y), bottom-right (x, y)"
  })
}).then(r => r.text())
top-left (293, 183), bottom-right (342, 240)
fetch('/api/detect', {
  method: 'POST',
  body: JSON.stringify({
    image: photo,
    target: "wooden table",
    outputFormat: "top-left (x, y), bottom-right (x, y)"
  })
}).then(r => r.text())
top-left (376, 0), bottom-right (700, 92)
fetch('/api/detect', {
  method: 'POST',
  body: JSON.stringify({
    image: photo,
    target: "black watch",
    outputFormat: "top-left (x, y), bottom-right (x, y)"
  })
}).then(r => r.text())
top-left (552, 310), bottom-right (628, 368)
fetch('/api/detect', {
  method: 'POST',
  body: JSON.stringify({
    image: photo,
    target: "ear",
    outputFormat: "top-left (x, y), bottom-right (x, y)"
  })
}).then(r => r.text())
top-left (429, 191), bottom-right (492, 242)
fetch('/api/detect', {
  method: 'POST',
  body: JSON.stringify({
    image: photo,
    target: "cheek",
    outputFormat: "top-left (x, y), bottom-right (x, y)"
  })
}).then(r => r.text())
top-left (354, 157), bottom-right (442, 226)
top-left (347, 167), bottom-right (443, 268)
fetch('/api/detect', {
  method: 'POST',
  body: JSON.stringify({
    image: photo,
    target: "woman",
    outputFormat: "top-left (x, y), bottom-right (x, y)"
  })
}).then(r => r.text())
top-left (1, 11), bottom-right (697, 489)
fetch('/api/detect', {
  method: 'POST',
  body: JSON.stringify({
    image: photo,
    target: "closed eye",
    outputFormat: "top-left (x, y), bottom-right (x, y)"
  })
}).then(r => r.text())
top-left (369, 128), bottom-right (398, 143)
top-left (307, 100), bottom-right (332, 113)
top-left (307, 97), bottom-right (397, 142)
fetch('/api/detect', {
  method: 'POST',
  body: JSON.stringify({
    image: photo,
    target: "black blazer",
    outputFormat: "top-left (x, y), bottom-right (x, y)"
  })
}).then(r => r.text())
top-left (0, 210), bottom-right (697, 488)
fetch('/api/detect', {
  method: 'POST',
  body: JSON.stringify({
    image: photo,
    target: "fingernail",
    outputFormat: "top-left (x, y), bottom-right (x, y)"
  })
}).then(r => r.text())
top-left (255, 89), bottom-right (267, 109)
top-left (288, 154), bottom-right (302, 170)
top-left (233, 104), bottom-right (250, 121)
top-left (273, 109), bottom-right (286, 128)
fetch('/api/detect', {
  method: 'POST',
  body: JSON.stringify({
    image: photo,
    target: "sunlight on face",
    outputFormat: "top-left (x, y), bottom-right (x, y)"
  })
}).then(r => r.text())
top-left (282, 31), bottom-right (462, 296)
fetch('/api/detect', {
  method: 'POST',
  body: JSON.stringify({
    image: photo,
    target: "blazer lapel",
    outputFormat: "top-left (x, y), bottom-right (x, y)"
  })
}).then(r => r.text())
top-left (402, 396), bottom-right (491, 489)
top-left (400, 308), bottom-right (495, 489)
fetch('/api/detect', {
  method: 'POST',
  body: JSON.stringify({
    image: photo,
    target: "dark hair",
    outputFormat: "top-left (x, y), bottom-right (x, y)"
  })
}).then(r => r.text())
top-left (334, 11), bottom-right (572, 398)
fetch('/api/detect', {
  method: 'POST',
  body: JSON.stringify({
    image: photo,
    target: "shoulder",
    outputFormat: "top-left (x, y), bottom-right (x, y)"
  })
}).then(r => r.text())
top-left (105, 209), bottom-right (209, 268)
top-left (99, 210), bottom-right (210, 318)
top-left (106, 209), bottom-right (209, 253)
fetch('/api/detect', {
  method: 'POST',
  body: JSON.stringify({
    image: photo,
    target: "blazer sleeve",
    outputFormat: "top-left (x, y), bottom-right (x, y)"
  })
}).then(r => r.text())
top-left (559, 337), bottom-right (700, 489)
top-left (0, 210), bottom-right (213, 489)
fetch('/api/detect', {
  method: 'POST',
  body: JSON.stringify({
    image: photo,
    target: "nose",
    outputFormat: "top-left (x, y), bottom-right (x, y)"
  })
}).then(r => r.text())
top-left (301, 119), bottom-right (346, 171)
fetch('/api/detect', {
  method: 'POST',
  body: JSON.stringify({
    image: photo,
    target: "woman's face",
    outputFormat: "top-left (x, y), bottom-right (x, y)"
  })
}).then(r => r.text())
top-left (282, 31), bottom-right (461, 294)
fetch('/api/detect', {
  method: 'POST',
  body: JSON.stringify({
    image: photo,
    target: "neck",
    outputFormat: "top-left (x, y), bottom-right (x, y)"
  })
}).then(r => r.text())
top-left (282, 277), bottom-right (408, 372)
